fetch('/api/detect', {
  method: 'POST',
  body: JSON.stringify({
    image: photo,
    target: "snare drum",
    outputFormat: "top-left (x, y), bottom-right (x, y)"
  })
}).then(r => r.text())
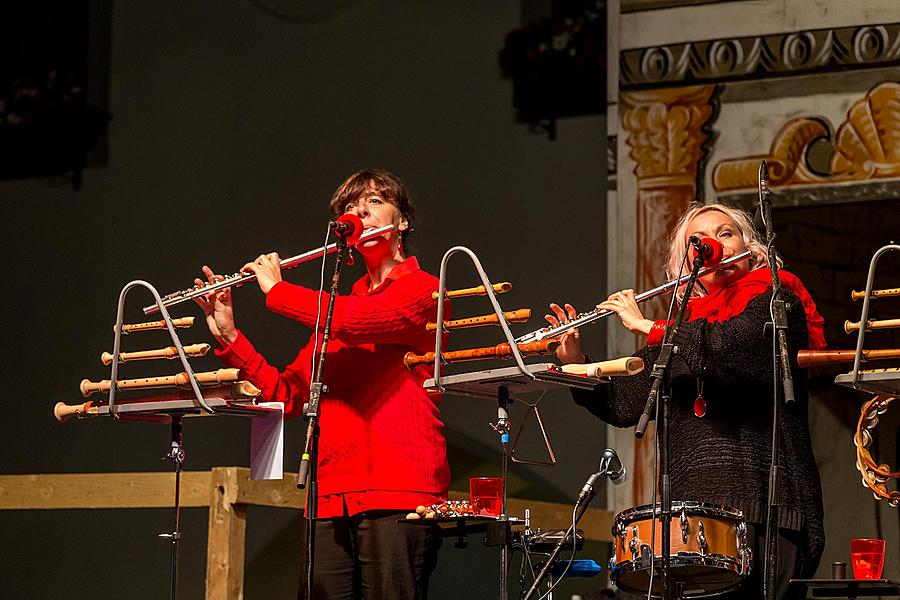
top-left (609, 501), bottom-right (751, 597)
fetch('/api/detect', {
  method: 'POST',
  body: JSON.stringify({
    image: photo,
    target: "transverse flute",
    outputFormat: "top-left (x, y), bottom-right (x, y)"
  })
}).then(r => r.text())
top-left (515, 250), bottom-right (752, 344)
top-left (143, 224), bottom-right (395, 315)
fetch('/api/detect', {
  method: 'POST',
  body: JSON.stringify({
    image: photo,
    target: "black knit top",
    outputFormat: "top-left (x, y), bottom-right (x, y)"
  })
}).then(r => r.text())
top-left (572, 289), bottom-right (825, 561)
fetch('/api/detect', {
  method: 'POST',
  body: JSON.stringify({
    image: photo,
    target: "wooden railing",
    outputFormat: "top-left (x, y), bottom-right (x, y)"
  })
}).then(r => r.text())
top-left (0, 467), bottom-right (614, 599)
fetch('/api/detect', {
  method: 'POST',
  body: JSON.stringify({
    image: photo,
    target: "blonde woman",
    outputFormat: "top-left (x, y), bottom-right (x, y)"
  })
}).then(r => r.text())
top-left (548, 203), bottom-right (826, 599)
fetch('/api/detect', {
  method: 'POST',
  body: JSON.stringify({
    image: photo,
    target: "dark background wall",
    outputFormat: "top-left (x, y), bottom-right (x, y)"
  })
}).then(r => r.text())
top-left (0, 2), bottom-right (610, 598)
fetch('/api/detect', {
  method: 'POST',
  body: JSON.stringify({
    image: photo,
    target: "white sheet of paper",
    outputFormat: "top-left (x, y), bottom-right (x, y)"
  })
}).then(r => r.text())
top-left (250, 402), bottom-right (284, 480)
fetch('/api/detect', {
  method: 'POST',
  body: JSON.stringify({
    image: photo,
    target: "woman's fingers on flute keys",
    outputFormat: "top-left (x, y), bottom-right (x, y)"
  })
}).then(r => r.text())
top-left (546, 302), bottom-right (569, 325)
top-left (545, 301), bottom-right (583, 364)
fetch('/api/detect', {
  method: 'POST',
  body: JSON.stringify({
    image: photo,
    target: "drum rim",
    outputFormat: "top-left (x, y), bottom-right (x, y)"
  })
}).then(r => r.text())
top-left (610, 552), bottom-right (745, 598)
top-left (613, 500), bottom-right (745, 524)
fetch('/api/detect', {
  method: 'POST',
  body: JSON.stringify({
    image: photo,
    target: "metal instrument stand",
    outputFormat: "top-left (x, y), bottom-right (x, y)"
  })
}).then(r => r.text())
top-left (431, 246), bottom-right (539, 600)
top-left (836, 243), bottom-right (900, 393)
top-left (160, 414), bottom-right (186, 600)
top-left (107, 280), bottom-right (215, 600)
top-left (88, 398), bottom-right (283, 598)
top-left (428, 244), bottom-right (600, 600)
top-left (425, 364), bottom-right (598, 599)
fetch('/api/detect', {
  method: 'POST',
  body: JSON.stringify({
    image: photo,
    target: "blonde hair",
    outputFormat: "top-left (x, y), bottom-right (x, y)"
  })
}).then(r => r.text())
top-left (666, 203), bottom-right (779, 301)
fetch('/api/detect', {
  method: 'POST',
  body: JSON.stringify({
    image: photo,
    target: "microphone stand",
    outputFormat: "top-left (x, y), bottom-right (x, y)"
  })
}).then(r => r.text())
top-left (297, 227), bottom-right (351, 600)
top-left (520, 456), bottom-right (613, 600)
top-left (758, 160), bottom-right (794, 600)
top-left (635, 246), bottom-right (707, 600)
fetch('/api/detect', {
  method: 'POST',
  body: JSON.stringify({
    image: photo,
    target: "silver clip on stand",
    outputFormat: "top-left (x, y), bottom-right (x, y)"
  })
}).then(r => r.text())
top-left (109, 280), bottom-right (212, 600)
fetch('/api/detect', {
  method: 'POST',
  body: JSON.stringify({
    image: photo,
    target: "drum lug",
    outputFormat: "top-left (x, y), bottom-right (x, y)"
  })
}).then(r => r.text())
top-left (736, 521), bottom-right (750, 573)
top-left (697, 520), bottom-right (708, 555)
top-left (640, 543), bottom-right (652, 561)
top-left (628, 526), bottom-right (642, 560)
top-left (679, 507), bottom-right (689, 544)
top-left (615, 520), bottom-right (626, 552)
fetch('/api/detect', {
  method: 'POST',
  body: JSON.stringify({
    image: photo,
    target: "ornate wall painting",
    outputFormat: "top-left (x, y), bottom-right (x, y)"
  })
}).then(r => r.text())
top-left (611, 13), bottom-right (900, 510)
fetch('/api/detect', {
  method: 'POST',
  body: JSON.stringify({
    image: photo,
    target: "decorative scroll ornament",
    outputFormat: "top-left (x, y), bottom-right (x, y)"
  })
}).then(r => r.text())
top-left (621, 86), bottom-right (716, 189)
top-left (831, 81), bottom-right (900, 180)
top-left (621, 23), bottom-right (900, 89)
top-left (854, 394), bottom-right (900, 507)
top-left (713, 82), bottom-right (900, 192)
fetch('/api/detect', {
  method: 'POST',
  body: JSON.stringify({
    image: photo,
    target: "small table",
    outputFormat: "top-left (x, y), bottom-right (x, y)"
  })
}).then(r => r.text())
top-left (790, 579), bottom-right (900, 599)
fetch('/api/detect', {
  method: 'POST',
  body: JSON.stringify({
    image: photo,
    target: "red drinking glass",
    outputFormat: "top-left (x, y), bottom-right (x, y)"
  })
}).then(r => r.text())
top-left (469, 477), bottom-right (503, 517)
top-left (850, 538), bottom-right (885, 580)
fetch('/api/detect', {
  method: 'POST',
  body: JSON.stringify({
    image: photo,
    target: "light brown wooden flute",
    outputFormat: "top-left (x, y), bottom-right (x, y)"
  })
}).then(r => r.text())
top-left (431, 282), bottom-right (512, 300)
top-left (56, 381), bottom-right (261, 422)
top-left (54, 401), bottom-right (97, 422)
top-left (426, 309), bottom-right (531, 332)
top-left (101, 343), bottom-right (211, 365)
top-left (80, 368), bottom-right (241, 398)
top-left (560, 357), bottom-right (645, 378)
top-left (403, 340), bottom-right (559, 369)
top-left (114, 316), bottom-right (194, 334)
top-left (797, 348), bottom-right (900, 368)
top-left (844, 318), bottom-right (900, 334)
top-left (851, 287), bottom-right (900, 301)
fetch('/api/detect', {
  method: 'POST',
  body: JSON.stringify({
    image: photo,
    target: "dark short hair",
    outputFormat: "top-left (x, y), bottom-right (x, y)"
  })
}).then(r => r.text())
top-left (329, 169), bottom-right (414, 252)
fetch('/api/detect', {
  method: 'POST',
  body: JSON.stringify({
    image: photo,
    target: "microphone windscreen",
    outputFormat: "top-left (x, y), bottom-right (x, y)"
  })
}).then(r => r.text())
top-left (693, 237), bottom-right (724, 267)
top-left (335, 213), bottom-right (364, 245)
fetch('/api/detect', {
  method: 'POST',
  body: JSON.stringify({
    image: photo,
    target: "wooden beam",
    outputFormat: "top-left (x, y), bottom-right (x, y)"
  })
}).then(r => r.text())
top-left (2, 469), bottom-right (615, 600)
top-left (0, 471), bottom-right (211, 509)
top-left (0, 470), bottom-right (615, 543)
top-left (233, 468), bottom-right (306, 509)
top-left (205, 467), bottom-right (246, 600)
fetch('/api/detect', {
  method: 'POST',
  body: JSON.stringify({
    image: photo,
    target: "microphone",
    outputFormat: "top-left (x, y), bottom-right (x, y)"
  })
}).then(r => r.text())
top-left (689, 236), bottom-right (724, 267)
top-left (577, 448), bottom-right (627, 503)
top-left (760, 160), bottom-right (770, 198)
top-left (602, 447), bottom-right (627, 486)
top-left (329, 213), bottom-right (363, 244)
top-left (754, 160), bottom-right (770, 232)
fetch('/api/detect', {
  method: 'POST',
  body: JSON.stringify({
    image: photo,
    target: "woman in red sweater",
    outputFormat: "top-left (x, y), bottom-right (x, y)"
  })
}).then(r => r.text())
top-left (195, 169), bottom-right (449, 599)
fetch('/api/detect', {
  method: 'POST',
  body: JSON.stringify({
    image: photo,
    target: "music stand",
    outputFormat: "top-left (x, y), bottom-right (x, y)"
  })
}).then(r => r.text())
top-left (425, 364), bottom-right (600, 598)
top-left (97, 280), bottom-right (284, 600)
top-left (100, 396), bottom-right (282, 600)
top-left (835, 243), bottom-right (900, 397)
top-left (427, 246), bottom-right (609, 599)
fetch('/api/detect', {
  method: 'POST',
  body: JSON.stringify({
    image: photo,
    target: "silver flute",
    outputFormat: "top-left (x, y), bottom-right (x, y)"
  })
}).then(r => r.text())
top-left (143, 224), bottom-right (395, 315)
top-left (515, 250), bottom-right (753, 344)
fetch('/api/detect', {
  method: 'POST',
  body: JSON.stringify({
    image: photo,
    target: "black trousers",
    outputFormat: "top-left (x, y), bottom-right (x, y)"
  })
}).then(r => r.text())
top-left (298, 510), bottom-right (442, 600)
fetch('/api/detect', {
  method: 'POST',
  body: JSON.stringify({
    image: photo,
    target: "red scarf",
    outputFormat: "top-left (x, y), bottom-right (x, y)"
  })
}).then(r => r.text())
top-left (686, 268), bottom-right (827, 349)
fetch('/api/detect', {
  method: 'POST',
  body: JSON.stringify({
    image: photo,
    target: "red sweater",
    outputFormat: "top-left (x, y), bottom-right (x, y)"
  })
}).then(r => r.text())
top-left (215, 257), bottom-right (450, 517)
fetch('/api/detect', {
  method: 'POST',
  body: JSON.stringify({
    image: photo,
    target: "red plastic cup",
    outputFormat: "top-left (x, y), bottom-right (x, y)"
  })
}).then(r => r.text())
top-left (851, 538), bottom-right (885, 580)
top-left (469, 477), bottom-right (503, 517)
